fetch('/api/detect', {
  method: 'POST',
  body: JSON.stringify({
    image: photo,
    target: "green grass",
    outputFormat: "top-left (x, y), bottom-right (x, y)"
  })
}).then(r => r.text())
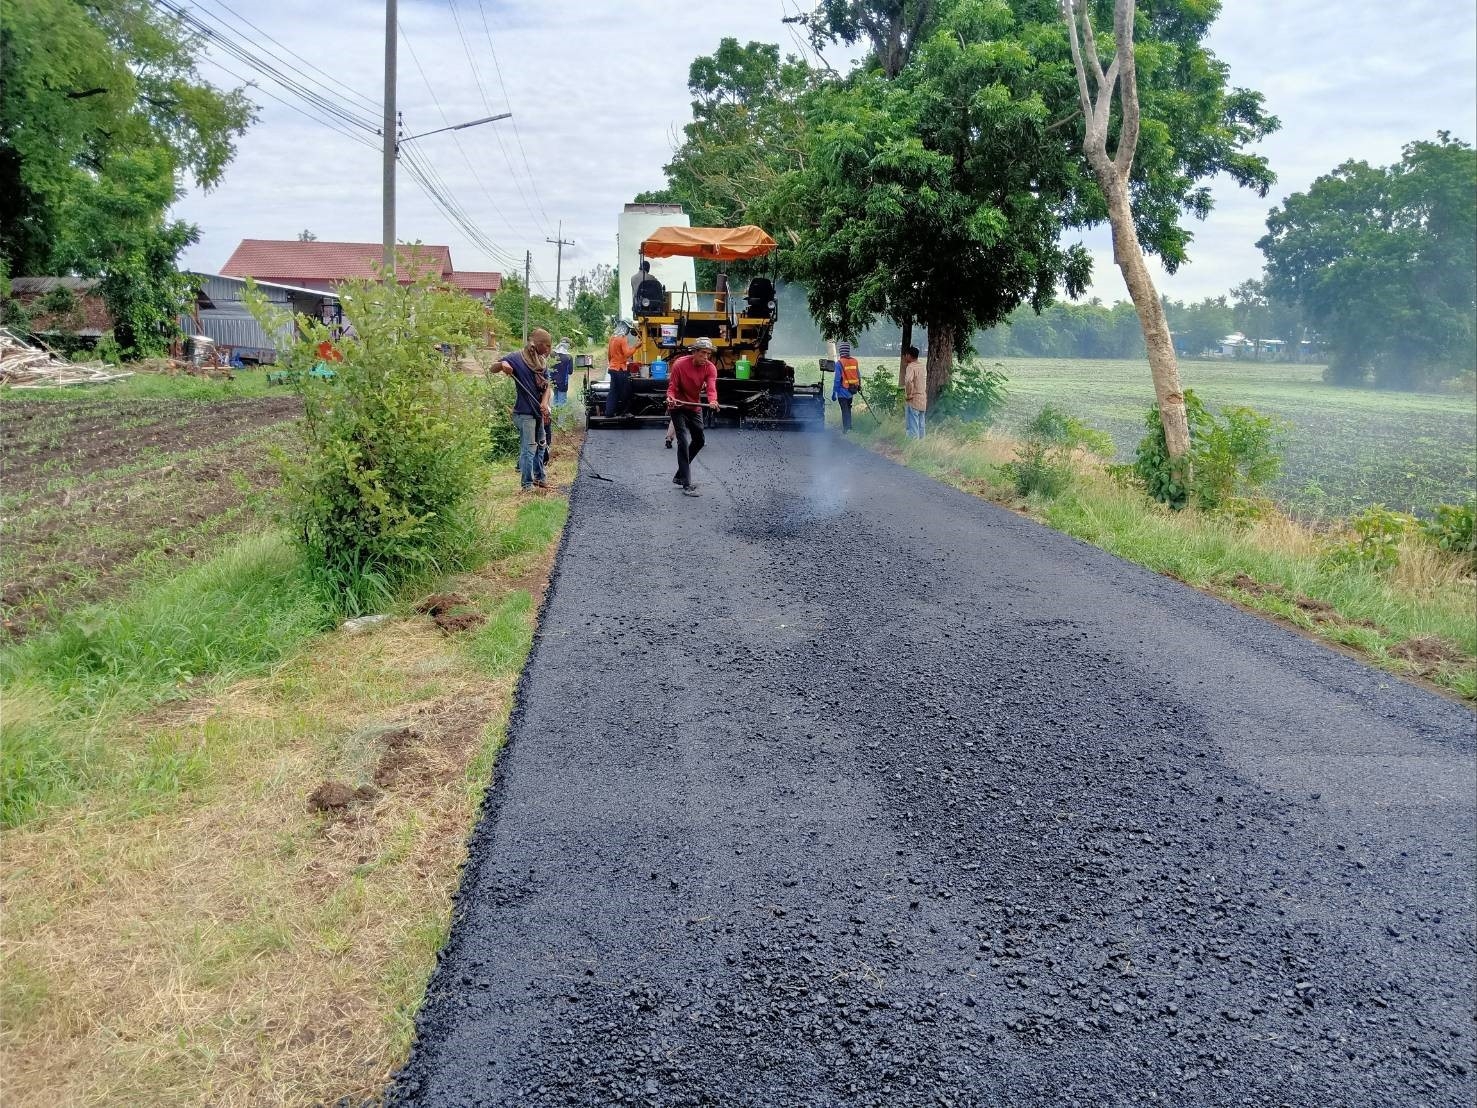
top-left (989, 357), bottom-right (1476, 519)
top-left (4, 368), bottom-right (276, 404)
top-left (780, 352), bottom-right (1476, 519)
top-left (0, 532), bottom-right (335, 827)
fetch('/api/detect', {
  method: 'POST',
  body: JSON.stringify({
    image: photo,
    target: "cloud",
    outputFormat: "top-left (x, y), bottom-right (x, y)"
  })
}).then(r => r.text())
top-left (174, 0), bottom-right (1477, 306)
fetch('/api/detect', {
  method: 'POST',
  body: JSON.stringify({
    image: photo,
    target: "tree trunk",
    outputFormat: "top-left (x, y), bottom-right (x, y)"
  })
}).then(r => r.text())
top-left (925, 321), bottom-right (954, 406)
top-left (898, 318), bottom-right (912, 388)
top-left (1102, 174), bottom-right (1191, 463)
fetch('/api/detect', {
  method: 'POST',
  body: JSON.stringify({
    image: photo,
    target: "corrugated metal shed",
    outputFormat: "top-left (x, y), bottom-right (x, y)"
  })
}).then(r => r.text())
top-left (183, 273), bottom-right (341, 361)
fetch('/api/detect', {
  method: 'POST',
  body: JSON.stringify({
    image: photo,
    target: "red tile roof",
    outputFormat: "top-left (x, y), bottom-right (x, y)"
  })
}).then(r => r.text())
top-left (447, 270), bottom-right (503, 293)
top-left (220, 239), bottom-right (453, 283)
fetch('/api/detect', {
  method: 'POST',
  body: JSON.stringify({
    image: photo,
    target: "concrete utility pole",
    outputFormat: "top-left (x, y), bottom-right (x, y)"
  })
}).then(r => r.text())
top-left (522, 250), bottom-right (531, 345)
top-left (545, 222), bottom-right (574, 309)
top-left (381, 0), bottom-right (397, 278)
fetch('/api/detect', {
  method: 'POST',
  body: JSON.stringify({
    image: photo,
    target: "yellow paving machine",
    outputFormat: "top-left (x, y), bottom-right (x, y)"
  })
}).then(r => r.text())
top-left (584, 225), bottom-right (824, 429)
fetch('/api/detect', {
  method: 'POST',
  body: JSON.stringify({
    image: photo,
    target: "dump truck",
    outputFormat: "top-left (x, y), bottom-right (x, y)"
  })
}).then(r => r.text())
top-left (585, 224), bottom-right (824, 430)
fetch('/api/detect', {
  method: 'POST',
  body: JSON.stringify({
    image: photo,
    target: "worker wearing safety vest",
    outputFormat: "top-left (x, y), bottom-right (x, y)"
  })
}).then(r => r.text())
top-left (832, 340), bottom-right (862, 433)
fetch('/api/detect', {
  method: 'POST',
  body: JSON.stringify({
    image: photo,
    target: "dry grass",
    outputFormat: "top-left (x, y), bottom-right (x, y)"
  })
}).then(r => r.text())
top-left (0, 447), bottom-right (574, 1105)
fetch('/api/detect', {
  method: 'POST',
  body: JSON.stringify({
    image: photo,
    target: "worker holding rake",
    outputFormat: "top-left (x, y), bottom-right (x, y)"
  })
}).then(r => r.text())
top-left (665, 338), bottom-right (720, 497)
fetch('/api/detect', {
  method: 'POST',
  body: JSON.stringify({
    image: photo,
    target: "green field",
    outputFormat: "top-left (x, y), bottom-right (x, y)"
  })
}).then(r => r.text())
top-left (800, 354), bottom-right (1474, 520)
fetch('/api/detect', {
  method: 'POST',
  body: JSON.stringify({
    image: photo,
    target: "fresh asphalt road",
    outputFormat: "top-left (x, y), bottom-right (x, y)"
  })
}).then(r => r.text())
top-left (392, 428), bottom-right (1475, 1107)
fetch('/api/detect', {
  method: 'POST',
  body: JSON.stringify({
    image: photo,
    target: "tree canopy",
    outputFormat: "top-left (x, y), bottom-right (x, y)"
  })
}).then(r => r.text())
top-left (1259, 133), bottom-right (1477, 389)
top-left (647, 0), bottom-right (1278, 395)
top-left (0, 0), bottom-right (253, 355)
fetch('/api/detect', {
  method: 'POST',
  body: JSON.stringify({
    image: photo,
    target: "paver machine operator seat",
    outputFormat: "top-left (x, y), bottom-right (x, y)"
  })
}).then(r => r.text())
top-left (744, 277), bottom-right (777, 320)
top-left (633, 276), bottom-right (667, 317)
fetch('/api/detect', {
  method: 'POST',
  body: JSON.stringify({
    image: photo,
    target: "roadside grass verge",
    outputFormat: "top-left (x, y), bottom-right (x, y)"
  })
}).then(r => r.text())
top-left (852, 418), bottom-right (1477, 700)
top-left (0, 447), bottom-right (573, 1104)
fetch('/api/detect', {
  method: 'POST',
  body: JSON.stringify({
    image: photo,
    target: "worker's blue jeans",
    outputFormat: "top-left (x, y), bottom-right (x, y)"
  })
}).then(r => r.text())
top-left (605, 371), bottom-right (631, 418)
top-left (553, 389), bottom-right (568, 407)
top-left (906, 406), bottom-right (926, 439)
top-left (514, 413), bottom-right (545, 488)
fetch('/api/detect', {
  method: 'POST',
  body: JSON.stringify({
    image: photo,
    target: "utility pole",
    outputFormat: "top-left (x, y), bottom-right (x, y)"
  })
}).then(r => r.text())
top-left (545, 222), bottom-right (574, 309)
top-left (381, 0), bottom-right (397, 278)
top-left (522, 250), bottom-right (531, 345)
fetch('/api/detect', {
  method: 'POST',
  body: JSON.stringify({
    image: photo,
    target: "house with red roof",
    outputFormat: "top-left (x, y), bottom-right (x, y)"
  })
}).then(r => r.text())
top-left (219, 239), bottom-right (501, 299)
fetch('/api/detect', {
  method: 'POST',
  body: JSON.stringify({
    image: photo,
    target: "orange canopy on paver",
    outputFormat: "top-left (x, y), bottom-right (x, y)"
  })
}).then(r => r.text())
top-left (639, 226), bottom-right (777, 261)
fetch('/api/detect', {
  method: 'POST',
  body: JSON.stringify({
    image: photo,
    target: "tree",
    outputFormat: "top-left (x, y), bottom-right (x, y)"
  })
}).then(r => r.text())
top-left (636, 39), bottom-right (813, 231)
top-left (770, 3), bottom-right (1093, 400)
top-left (572, 264), bottom-right (617, 341)
top-left (1, 0), bottom-right (252, 355)
top-left (298, 229), bottom-right (318, 242)
top-left (1062, 0), bottom-right (1191, 467)
top-left (1259, 133), bottom-right (1476, 389)
top-left (648, 2), bottom-right (1275, 404)
top-left (789, 1), bottom-right (941, 78)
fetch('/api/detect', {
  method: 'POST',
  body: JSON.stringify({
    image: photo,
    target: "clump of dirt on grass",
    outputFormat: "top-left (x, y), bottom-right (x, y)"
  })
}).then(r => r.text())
top-left (1389, 635), bottom-right (1465, 674)
top-left (1228, 573), bottom-right (1339, 620)
top-left (372, 726), bottom-right (424, 788)
top-left (307, 780), bottom-right (357, 812)
top-left (414, 592), bottom-right (486, 634)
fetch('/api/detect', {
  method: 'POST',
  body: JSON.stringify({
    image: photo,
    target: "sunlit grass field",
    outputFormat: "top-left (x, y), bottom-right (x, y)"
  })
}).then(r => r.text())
top-left (782, 352), bottom-right (1476, 519)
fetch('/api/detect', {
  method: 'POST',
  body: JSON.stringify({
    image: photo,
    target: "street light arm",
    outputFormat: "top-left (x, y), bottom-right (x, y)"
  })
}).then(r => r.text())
top-left (399, 112), bottom-right (511, 145)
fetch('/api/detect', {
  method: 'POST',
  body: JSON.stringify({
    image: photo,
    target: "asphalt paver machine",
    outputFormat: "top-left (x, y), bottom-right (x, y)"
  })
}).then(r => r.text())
top-left (584, 225), bottom-right (824, 429)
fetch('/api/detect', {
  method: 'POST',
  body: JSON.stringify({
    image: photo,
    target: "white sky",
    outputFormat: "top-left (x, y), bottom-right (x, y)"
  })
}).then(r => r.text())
top-left (173, 0), bottom-right (1477, 305)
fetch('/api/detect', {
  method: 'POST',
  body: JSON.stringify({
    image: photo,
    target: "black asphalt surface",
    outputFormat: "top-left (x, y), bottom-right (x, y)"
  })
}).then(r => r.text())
top-left (392, 429), bottom-right (1475, 1107)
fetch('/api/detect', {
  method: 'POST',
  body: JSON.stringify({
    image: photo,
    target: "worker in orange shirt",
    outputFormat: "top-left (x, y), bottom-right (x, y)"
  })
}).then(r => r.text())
top-left (605, 320), bottom-right (640, 419)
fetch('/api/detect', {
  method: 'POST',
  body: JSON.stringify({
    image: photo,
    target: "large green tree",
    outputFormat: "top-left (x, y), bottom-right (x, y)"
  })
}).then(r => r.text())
top-left (0, 0), bottom-right (252, 355)
top-left (1259, 133), bottom-right (1476, 389)
top-left (767, 4), bottom-right (1093, 398)
top-left (653, 1), bottom-right (1276, 400)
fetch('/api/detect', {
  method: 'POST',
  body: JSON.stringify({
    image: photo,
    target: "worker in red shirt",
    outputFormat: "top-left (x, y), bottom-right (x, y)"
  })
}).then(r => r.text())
top-left (665, 337), bottom-right (720, 497)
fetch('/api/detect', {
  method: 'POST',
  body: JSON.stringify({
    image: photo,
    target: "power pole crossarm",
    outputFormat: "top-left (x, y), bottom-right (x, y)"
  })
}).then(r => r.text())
top-left (545, 221), bottom-right (574, 309)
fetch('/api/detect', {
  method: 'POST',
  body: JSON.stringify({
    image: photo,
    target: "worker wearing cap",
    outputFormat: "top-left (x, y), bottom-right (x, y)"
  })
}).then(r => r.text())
top-left (665, 338), bottom-right (720, 497)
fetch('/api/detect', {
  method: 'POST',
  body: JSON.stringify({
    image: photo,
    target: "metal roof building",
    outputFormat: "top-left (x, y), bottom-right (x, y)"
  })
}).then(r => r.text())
top-left (182, 273), bottom-right (341, 363)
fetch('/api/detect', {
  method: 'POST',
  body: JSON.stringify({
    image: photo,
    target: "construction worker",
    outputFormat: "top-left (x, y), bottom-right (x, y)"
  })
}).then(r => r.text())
top-left (665, 337), bottom-right (720, 497)
top-left (497, 328), bottom-right (552, 491)
top-left (832, 340), bottom-right (861, 433)
top-left (605, 321), bottom-right (639, 419)
top-left (550, 337), bottom-right (573, 408)
top-left (903, 344), bottom-right (926, 439)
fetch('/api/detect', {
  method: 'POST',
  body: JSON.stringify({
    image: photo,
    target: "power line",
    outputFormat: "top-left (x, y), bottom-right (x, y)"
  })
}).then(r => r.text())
top-left (474, 0), bottom-right (553, 230)
top-left (197, 54), bottom-right (380, 152)
top-left (400, 142), bottom-right (523, 275)
top-left (444, 0), bottom-right (549, 239)
top-left (152, 0), bottom-right (379, 134)
top-left (398, 19), bottom-right (525, 267)
top-left (190, 0), bottom-right (381, 116)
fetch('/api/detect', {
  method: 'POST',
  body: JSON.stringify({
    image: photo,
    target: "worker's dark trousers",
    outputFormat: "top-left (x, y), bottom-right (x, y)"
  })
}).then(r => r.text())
top-left (671, 408), bottom-right (705, 488)
top-left (605, 371), bottom-right (630, 418)
top-left (837, 397), bottom-right (853, 432)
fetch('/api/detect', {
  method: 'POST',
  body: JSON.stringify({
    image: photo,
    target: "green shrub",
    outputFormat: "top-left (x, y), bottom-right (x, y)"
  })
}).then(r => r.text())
top-left (1324, 505), bottom-right (1415, 573)
top-left (858, 369), bottom-right (903, 416)
top-left (1003, 403), bottom-right (1115, 500)
top-left (933, 362), bottom-right (1009, 424)
top-left (1134, 390), bottom-right (1287, 513)
top-left (249, 276), bottom-right (494, 613)
top-left (1422, 500), bottom-right (1477, 570)
top-left (1008, 439), bottom-right (1073, 498)
top-left (480, 373), bottom-right (522, 461)
top-left (1024, 403), bottom-right (1115, 457)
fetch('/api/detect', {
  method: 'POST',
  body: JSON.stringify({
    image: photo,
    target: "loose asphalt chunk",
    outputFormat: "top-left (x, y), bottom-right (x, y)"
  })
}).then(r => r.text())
top-left (391, 429), bottom-right (1475, 1107)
